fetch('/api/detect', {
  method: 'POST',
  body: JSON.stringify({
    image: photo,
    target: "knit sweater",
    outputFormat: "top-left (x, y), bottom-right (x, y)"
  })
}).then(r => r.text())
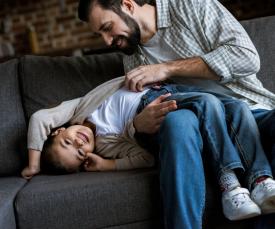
top-left (27, 76), bottom-right (155, 170)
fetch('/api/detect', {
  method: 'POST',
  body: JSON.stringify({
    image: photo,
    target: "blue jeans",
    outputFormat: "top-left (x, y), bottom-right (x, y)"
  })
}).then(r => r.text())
top-left (251, 109), bottom-right (275, 229)
top-left (136, 84), bottom-right (273, 229)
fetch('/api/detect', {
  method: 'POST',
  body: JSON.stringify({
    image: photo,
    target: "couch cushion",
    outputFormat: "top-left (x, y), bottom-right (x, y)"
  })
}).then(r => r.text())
top-left (19, 53), bottom-right (124, 120)
top-left (15, 169), bottom-right (160, 229)
top-left (0, 177), bottom-right (26, 229)
top-left (241, 16), bottom-right (275, 94)
top-left (0, 59), bottom-right (27, 175)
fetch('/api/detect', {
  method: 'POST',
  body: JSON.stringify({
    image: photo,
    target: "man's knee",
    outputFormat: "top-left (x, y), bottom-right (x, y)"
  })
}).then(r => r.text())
top-left (163, 109), bottom-right (198, 126)
top-left (160, 109), bottom-right (200, 138)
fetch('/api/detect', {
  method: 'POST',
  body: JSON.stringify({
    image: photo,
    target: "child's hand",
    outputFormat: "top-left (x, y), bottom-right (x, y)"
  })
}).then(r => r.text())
top-left (21, 166), bottom-right (40, 179)
top-left (84, 153), bottom-right (116, 171)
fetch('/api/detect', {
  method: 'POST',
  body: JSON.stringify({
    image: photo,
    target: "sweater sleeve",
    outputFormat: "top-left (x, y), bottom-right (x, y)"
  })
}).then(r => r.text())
top-left (114, 148), bottom-right (155, 170)
top-left (27, 98), bottom-right (81, 151)
top-left (114, 119), bottom-right (154, 170)
top-left (95, 127), bottom-right (155, 171)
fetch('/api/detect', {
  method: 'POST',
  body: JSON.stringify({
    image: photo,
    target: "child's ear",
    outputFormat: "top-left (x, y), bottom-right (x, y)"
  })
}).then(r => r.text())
top-left (51, 127), bottom-right (66, 136)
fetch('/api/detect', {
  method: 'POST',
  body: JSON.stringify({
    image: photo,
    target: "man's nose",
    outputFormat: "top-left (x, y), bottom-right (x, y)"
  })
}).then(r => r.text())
top-left (102, 33), bottom-right (113, 46)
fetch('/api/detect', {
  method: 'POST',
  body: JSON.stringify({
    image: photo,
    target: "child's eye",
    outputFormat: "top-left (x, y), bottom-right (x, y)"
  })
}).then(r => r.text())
top-left (78, 149), bottom-right (85, 158)
top-left (65, 139), bottom-right (72, 145)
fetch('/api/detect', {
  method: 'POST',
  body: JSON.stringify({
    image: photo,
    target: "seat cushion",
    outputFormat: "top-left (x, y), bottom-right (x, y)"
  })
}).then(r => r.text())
top-left (0, 59), bottom-right (27, 175)
top-left (0, 177), bottom-right (26, 229)
top-left (15, 169), bottom-right (160, 229)
top-left (19, 53), bottom-right (124, 120)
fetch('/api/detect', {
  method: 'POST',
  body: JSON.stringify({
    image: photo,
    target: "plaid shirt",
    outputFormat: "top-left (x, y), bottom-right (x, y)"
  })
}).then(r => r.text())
top-left (123, 0), bottom-right (275, 109)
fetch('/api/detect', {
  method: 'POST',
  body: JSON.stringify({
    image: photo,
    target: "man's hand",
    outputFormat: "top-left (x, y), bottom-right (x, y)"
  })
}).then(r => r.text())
top-left (84, 153), bottom-right (116, 171)
top-left (134, 93), bottom-right (177, 134)
top-left (125, 58), bottom-right (220, 92)
top-left (21, 165), bottom-right (40, 180)
top-left (125, 63), bottom-right (171, 92)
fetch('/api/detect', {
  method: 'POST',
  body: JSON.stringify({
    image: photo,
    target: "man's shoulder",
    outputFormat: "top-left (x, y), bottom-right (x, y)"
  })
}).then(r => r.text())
top-left (157, 0), bottom-right (202, 19)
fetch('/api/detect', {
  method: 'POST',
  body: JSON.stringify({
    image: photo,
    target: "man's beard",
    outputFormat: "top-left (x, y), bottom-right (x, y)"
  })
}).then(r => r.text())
top-left (112, 12), bottom-right (141, 55)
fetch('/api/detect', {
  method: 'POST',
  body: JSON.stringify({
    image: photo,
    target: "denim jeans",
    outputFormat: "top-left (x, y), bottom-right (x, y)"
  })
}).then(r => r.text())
top-left (136, 84), bottom-right (273, 229)
top-left (250, 109), bottom-right (275, 229)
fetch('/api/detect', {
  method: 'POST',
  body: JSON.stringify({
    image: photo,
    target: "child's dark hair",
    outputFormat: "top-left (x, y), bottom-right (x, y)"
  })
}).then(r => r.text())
top-left (40, 132), bottom-right (80, 175)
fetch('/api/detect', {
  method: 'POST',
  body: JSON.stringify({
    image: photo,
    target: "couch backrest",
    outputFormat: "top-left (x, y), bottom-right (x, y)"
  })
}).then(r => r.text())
top-left (19, 52), bottom-right (124, 120)
top-left (0, 59), bottom-right (27, 176)
top-left (241, 16), bottom-right (275, 93)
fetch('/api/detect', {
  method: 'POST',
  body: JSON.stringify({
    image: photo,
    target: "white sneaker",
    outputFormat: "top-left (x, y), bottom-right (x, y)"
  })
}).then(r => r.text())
top-left (222, 187), bottom-right (261, 220)
top-left (251, 178), bottom-right (275, 214)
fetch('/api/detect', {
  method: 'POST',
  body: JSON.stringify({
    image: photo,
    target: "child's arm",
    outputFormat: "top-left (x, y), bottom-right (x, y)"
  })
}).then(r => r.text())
top-left (95, 130), bottom-right (155, 171)
top-left (27, 98), bottom-right (81, 151)
top-left (84, 153), bottom-right (116, 171)
top-left (21, 149), bottom-right (41, 179)
top-left (22, 98), bottom-right (81, 179)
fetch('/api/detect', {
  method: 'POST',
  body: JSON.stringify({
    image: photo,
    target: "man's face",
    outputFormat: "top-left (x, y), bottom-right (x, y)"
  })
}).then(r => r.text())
top-left (51, 125), bottom-right (95, 171)
top-left (88, 4), bottom-right (141, 55)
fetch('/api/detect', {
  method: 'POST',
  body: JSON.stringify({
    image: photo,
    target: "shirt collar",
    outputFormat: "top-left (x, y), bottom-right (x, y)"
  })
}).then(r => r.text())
top-left (155, 0), bottom-right (171, 29)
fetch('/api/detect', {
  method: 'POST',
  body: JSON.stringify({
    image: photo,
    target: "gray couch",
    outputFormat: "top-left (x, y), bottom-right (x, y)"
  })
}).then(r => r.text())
top-left (1, 15), bottom-right (275, 229)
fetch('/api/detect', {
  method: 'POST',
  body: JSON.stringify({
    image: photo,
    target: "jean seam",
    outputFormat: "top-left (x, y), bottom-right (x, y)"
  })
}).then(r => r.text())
top-left (227, 120), bottom-right (250, 169)
top-left (197, 102), bottom-right (226, 174)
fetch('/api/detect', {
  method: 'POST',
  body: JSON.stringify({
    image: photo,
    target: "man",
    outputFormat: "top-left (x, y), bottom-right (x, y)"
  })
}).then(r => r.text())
top-left (78, 0), bottom-right (275, 228)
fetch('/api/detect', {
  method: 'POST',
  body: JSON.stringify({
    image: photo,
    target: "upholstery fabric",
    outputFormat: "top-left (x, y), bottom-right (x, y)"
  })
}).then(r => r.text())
top-left (0, 177), bottom-right (26, 229)
top-left (19, 53), bottom-right (124, 120)
top-left (101, 219), bottom-right (160, 229)
top-left (15, 170), bottom-right (160, 229)
top-left (0, 59), bottom-right (27, 175)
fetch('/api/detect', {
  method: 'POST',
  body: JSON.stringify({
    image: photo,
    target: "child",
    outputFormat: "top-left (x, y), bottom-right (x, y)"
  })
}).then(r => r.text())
top-left (22, 76), bottom-right (275, 221)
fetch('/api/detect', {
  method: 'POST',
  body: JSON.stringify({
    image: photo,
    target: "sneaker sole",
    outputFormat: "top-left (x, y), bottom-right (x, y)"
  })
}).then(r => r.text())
top-left (229, 211), bottom-right (261, 221)
top-left (225, 205), bottom-right (261, 221)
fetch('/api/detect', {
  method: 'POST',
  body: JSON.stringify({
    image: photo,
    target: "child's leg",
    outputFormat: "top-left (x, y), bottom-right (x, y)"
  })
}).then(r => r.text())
top-left (220, 99), bottom-right (275, 214)
top-left (220, 99), bottom-right (273, 189)
top-left (166, 92), bottom-right (244, 174)
top-left (165, 90), bottom-right (262, 220)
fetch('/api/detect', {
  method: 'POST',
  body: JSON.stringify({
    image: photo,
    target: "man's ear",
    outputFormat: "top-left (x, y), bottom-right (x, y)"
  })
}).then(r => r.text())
top-left (51, 127), bottom-right (66, 136)
top-left (121, 0), bottom-right (135, 15)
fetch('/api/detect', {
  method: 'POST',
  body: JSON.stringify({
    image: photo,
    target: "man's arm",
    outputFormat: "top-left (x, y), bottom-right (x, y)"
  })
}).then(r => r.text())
top-left (125, 57), bottom-right (219, 92)
top-left (125, 0), bottom-right (260, 91)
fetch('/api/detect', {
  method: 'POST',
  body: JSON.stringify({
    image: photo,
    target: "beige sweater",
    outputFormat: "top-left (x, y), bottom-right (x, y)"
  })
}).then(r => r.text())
top-left (28, 76), bottom-right (154, 170)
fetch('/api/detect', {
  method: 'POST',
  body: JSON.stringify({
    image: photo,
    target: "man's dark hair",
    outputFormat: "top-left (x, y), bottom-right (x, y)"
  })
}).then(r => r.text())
top-left (41, 134), bottom-right (80, 175)
top-left (78, 0), bottom-right (149, 22)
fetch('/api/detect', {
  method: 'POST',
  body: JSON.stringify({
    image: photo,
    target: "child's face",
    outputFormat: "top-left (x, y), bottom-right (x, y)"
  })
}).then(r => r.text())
top-left (51, 125), bottom-right (95, 170)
